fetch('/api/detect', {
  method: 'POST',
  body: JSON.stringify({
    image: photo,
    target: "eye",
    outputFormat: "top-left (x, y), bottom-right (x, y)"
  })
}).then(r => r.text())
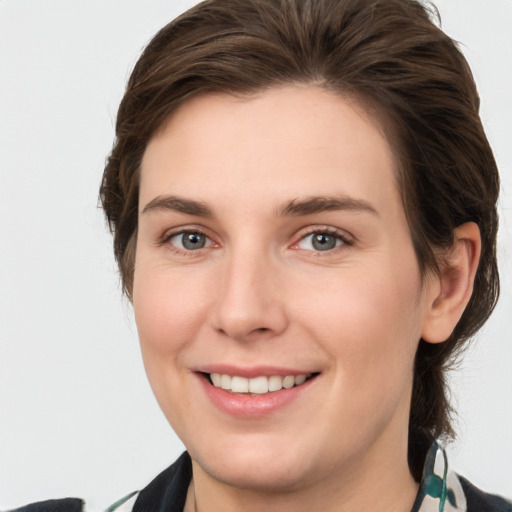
top-left (168, 231), bottom-right (213, 251)
top-left (296, 231), bottom-right (346, 252)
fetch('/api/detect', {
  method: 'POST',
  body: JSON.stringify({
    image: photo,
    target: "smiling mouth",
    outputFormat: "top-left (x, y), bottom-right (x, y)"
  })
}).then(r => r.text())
top-left (205, 372), bottom-right (318, 395)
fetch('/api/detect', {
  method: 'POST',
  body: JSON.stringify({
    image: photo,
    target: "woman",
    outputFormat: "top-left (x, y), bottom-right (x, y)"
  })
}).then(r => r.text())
top-left (5, 0), bottom-right (510, 510)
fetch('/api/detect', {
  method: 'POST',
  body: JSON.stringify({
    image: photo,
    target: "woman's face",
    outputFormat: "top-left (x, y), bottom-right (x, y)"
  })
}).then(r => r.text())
top-left (133, 86), bottom-right (436, 491)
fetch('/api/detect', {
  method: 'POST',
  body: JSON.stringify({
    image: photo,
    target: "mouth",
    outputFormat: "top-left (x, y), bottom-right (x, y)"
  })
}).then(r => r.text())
top-left (197, 368), bottom-right (320, 417)
top-left (204, 372), bottom-right (319, 395)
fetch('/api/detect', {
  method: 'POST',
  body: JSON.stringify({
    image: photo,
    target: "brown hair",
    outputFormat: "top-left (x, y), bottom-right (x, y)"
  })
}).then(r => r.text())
top-left (100, 0), bottom-right (499, 478)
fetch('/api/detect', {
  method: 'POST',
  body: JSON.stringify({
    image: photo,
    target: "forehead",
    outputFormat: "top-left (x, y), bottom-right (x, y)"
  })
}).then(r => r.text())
top-left (140, 86), bottom-right (402, 220)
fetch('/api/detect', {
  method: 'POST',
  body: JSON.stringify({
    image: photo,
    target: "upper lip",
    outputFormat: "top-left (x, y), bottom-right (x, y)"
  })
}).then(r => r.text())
top-left (194, 365), bottom-right (319, 378)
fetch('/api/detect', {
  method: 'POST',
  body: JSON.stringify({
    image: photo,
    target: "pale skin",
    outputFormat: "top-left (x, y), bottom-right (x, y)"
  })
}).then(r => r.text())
top-left (133, 86), bottom-right (481, 512)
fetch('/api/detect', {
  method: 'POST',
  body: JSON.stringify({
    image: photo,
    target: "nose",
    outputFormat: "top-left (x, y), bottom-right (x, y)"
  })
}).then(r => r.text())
top-left (209, 248), bottom-right (288, 342)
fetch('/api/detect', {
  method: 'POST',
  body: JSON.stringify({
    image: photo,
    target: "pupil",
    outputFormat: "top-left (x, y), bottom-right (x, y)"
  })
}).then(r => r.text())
top-left (312, 233), bottom-right (336, 251)
top-left (183, 232), bottom-right (205, 250)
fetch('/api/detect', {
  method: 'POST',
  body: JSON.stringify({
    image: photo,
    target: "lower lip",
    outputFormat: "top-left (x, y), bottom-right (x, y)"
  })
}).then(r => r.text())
top-left (198, 374), bottom-right (317, 418)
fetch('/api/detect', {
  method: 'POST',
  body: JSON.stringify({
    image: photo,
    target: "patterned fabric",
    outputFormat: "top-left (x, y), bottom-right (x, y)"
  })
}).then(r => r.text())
top-left (104, 491), bottom-right (138, 512)
top-left (410, 441), bottom-right (467, 511)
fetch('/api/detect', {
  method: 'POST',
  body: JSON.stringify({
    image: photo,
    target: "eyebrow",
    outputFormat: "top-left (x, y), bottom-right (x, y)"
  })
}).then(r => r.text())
top-left (141, 194), bottom-right (378, 218)
top-left (142, 195), bottom-right (213, 217)
top-left (278, 195), bottom-right (379, 217)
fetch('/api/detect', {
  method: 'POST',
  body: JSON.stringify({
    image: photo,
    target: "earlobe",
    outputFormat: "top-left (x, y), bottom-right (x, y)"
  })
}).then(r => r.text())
top-left (421, 222), bottom-right (481, 344)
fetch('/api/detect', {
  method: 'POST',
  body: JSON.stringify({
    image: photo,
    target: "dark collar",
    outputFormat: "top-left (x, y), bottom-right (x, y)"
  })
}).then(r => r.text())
top-left (133, 451), bottom-right (192, 512)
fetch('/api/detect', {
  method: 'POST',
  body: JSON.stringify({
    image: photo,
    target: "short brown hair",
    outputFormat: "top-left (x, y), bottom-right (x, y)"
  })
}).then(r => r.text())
top-left (100, 0), bottom-right (499, 478)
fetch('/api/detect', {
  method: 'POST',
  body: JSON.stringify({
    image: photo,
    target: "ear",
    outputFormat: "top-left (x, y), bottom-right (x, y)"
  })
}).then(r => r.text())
top-left (421, 222), bottom-right (481, 344)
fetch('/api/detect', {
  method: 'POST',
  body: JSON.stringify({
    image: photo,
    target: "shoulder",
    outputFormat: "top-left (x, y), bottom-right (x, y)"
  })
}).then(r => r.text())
top-left (458, 476), bottom-right (511, 512)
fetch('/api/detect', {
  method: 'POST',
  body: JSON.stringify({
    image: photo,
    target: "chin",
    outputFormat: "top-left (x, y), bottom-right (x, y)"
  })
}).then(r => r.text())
top-left (188, 435), bottom-right (321, 492)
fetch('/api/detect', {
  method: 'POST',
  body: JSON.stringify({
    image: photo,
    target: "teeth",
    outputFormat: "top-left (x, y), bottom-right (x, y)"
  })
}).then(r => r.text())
top-left (231, 376), bottom-right (249, 393)
top-left (220, 374), bottom-right (231, 390)
top-left (282, 375), bottom-right (295, 389)
top-left (249, 376), bottom-right (268, 394)
top-left (268, 375), bottom-right (283, 392)
top-left (209, 373), bottom-right (310, 394)
top-left (294, 374), bottom-right (306, 386)
top-left (210, 373), bottom-right (221, 387)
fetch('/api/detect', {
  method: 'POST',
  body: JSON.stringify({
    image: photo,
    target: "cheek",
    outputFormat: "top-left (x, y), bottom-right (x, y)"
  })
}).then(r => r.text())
top-left (294, 260), bottom-right (423, 386)
top-left (133, 264), bottom-right (210, 365)
top-left (132, 264), bottom-right (216, 429)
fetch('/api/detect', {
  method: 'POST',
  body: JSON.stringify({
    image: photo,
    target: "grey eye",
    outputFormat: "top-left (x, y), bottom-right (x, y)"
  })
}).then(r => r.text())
top-left (183, 232), bottom-right (205, 250)
top-left (170, 231), bottom-right (209, 251)
top-left (297, 232), bottom-right (343, 251)
top-left (311, 233), bottom-right (337, 251)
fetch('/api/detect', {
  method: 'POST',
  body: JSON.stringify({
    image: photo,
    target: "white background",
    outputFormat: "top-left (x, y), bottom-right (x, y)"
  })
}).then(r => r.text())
top-left (0, 0), bottom-right (510, 509)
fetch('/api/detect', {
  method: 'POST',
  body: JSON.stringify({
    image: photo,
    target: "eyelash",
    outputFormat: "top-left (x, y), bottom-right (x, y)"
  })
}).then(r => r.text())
top-left (292, 227), bottom-right (353, 255)
top-left (159, 229), bottom-right (215, 256)
top-left (159, 226), bottom-right (353, 256)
